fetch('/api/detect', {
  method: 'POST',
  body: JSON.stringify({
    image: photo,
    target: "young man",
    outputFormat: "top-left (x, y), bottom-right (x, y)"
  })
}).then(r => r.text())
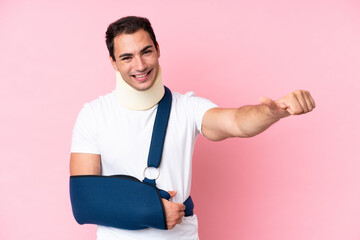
top-left (70, 16), bottom-right (315, 240)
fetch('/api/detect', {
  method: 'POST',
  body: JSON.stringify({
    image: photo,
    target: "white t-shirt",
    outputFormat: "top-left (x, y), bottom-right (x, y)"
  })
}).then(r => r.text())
top-left (71, 91), bottom-right (217, 240)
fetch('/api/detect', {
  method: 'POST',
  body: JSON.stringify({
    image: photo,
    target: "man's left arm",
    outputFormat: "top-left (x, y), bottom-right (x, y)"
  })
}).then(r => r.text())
top-left (201, 90), bottom-right (316, 141)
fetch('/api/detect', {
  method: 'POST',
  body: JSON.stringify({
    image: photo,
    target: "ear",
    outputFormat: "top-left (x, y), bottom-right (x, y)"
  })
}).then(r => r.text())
top-left (156, 42), bottom-right (160, 58)
top-left (109, 55), bottom-right (119, 71)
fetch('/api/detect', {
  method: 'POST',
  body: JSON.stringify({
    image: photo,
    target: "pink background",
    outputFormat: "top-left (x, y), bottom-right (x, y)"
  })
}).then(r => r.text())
top-left (1, 0), bottom-right (359, 239)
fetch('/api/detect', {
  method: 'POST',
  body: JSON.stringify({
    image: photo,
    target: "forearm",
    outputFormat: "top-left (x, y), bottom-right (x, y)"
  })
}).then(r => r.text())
top-left (202, 105), bottom-right (286, 141)
top-left (234, 104), bottom-right (283, 137)
top-left (70, 175), bottom-right (168, 230)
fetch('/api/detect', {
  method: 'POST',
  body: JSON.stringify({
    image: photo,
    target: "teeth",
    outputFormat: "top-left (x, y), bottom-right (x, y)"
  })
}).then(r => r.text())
top-left (134, 73), bottom-right (148, 78)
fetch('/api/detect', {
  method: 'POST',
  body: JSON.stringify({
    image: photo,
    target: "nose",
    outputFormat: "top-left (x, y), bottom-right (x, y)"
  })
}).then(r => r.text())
top-left (133, 55), bottom-right (147, 72)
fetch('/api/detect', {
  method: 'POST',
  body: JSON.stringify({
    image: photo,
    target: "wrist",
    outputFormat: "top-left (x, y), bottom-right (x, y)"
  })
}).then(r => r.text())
top-left (263, 104), bottom-right (290, 120)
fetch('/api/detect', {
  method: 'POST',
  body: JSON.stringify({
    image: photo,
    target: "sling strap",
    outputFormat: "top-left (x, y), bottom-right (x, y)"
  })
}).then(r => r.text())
top-left (143, 86), bottom-right (172, 186)
top-left (143, 86), bottom-right (193, 216)
top-left (147, 86), bottom-right (172, 168)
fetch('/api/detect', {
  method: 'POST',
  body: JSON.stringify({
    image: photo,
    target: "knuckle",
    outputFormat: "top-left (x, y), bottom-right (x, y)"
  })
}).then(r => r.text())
top-left (296, 109), bottom-right (304, 114)
top-left (292, 107), bottom-right (301, 114)
top-left (290, 92), bottom-right (297, 99)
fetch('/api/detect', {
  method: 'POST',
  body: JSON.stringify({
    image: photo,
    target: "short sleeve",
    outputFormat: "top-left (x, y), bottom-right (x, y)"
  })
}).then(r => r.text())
top-left (185, 92), bottom-right (218, 136)
top-left (71, 103), bottom-right (100, 154)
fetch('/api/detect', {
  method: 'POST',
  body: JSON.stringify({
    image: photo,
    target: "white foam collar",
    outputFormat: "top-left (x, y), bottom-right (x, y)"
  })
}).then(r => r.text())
top-left (114, 67), bottom-right (165, 111)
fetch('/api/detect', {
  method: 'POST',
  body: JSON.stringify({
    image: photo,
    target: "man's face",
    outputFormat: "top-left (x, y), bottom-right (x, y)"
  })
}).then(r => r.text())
top-left (110, 29), bottom-right (160, 91)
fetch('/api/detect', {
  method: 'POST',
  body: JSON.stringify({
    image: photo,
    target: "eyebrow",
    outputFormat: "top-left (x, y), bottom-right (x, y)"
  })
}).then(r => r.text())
top-left (118, 45), bottom-right (154, 59)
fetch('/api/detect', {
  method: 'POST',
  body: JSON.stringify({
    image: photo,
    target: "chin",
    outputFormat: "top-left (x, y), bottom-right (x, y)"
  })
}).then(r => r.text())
top-left (136, 79), bottom-right (156, 91)
top-left (133, 82), bottom-right (154, 91)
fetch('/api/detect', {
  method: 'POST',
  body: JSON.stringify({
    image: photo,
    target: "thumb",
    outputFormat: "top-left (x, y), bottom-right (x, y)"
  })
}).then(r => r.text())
top-left (167, 190), bottom-right (177, 199)
top-left (259, 96), bottom-right (277, 109)
top-left (274, 100), bottom-right (288, 110)
top-left (260, 96), bottom-right (288, 109)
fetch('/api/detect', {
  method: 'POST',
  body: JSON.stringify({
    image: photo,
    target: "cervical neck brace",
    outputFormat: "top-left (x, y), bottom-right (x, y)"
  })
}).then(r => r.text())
top-left (114, 67), bottom-right (165, 111)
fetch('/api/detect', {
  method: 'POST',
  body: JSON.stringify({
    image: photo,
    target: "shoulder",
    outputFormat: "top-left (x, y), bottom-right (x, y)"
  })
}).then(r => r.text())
top-left (171, 90), bottom-right (217, 109)
top-left (171, 91), bottom-right (203, 104)
top-left (80, 92), bottom-right (115, 114)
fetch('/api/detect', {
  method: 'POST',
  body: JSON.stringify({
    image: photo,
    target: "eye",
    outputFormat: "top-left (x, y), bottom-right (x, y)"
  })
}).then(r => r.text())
top-left (121, 56), bottom-right (132, 61)
top-left (143, 50), bottom-right (152, 55)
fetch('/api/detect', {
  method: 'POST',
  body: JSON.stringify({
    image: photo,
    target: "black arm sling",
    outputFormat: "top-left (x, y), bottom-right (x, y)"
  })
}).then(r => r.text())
top-left (70, 86), bottom-right (194, 230)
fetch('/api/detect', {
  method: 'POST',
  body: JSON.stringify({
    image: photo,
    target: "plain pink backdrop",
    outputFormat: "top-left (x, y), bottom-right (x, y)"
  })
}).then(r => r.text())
top-left (1, 0), bottom-right (359, 239)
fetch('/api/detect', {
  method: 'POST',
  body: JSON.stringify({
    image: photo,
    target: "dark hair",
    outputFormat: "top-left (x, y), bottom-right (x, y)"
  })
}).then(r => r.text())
top-left (105, 16), bottom-right (158, 61)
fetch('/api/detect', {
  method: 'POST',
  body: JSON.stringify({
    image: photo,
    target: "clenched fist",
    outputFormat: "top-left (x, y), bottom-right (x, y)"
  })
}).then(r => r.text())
top-left (162, 191), bottom-right (186, 230)
top-left (259, 90), bottom-right (315, 118)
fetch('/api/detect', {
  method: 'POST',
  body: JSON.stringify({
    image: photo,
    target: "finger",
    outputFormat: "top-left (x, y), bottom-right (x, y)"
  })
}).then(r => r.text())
top-left (286, 107), bottom-right (295, 115)
top-left (288, 92), bottom-right (305, 114)
top-left (306, 91), bottom-right (316, 109)
top-left (177, 203), bottom-right (186, 211)
top-left (297, 91), bottom-right (309, 113)
top-left (274, 99), bottom-right (289, 109)
top-left (167, 190), bottom-right (177, 199)
top-left (177, 214), bottom-right (184, 224)
top-left (260, 96), bottom-right (289, 114)
top-left (303, 91), bottom-right (314, 112)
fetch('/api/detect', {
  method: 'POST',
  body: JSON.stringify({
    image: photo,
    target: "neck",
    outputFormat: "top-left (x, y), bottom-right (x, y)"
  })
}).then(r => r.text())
top-left (114, 67), bottom-right (165, 111)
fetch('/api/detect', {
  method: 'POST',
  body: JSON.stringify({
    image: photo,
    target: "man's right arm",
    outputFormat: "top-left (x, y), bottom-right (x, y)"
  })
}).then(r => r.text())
top-left (69, 153), bottom-right (184, 229)
top-left (70, 153), bottom-right (101, 176)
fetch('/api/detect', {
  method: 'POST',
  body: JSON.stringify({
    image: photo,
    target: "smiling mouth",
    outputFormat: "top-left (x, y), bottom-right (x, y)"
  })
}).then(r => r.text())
top-left (132, 69), bottom-right (152, 79)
